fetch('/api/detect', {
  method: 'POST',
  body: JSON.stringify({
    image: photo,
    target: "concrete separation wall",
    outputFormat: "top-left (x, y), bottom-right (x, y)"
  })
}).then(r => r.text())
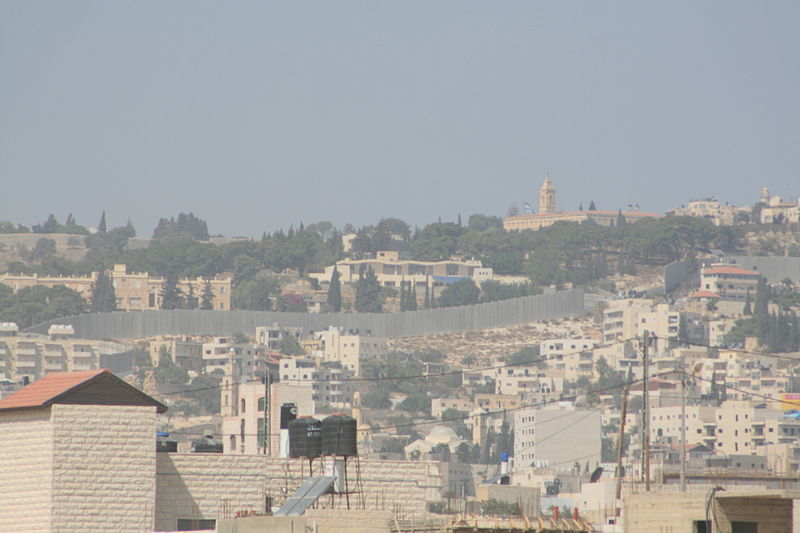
top-left (25, 289), bottom-right (584, 339)
top-left (723, 255), bottom-right (800, 284)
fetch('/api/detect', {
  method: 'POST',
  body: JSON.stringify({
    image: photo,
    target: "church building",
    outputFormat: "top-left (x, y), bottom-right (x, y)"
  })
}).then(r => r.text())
top-left (503, 177), bottom-right (661, 231)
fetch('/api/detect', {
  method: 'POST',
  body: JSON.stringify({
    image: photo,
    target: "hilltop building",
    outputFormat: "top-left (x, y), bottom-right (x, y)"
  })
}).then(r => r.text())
top-left (310, 251), bottom-right (493, 289)
top-left (503, 177), bottom-right (661, 231)
top-left (0, 263), bottom-right (232, 311)
top-left (760, 186), bottom-right (800, 224)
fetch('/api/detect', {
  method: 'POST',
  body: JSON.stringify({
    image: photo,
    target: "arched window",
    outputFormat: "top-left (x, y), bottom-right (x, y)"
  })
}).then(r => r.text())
top-left (241, 399), bottom-right (246, 413)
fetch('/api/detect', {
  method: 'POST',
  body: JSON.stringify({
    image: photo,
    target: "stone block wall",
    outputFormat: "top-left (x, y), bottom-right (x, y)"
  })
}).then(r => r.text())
top-left (0, 408), bottom-right (53, 533)
top-left (155, 455), bottom-right (443, 531)
top-left (50, 404), bottom-right (157, 533)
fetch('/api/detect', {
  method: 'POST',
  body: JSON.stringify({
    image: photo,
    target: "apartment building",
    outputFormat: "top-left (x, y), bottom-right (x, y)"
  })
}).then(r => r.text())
top-left (650, 401), bottom-right (800, 456)
top-left (539, 338), bottom-right (598, 370)
top-left (316, 327), bottom-right (387, 376)
top-left (699, 265), bottom-right (760, 301)
top-left (0, 323), bottom-right (123, 383)
top-left (255, 323), bottom-right (304, 351)
top-left (202, 337), bottom-right (270, 381)
top-left (148, 336), bottom-right (203, 374)
top-left (221, 379), bottom-right (315, 456)
top-left (514, 407), bottom-right (602, 472)
top-left (309, 250), bottom-right (493, 288)
top-left (278, 356), bottom-right (355, 408)
top-left (0, 263), bottom-right (232, 311)
top-left (602, 300), bottom-right (679, 353)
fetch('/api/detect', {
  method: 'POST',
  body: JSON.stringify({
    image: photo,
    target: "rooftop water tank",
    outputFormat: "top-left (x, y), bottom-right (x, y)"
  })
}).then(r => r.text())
top-left (156, 432), bottom-right (178, 453)
top-left (321, 414), bottom-right (358, 456)
top-left (289, 416), bottom-right (322, 458)
top-left (192, 434), bottom-right (223, 453)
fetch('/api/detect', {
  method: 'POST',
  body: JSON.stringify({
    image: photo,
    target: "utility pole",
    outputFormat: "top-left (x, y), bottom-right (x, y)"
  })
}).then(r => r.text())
top-left (614, 364), bottom-right (633, 520)
top-left (264, 369), bottom-right (271, 456)
top-left (642, 331), bottom-right (651, 492)
top-left (680, 365), bottom-right (687, 492)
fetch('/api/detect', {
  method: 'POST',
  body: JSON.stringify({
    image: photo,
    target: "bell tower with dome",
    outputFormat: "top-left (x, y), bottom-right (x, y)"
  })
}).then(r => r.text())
top-left (539, 176), bottom-right (556, 214)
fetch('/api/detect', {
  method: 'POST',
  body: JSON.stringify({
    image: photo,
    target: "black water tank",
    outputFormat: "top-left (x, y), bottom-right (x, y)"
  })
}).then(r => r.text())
top-left (321, 414), bottom-right (358, 456)
top-left (289, 417), bottom-right (322, 458)
top-left (156, 432), bottom-right (178, 453)
top-left (192, 434), bottom-right (223, 453)
top-left (280, 403), bottom-right (298, 429)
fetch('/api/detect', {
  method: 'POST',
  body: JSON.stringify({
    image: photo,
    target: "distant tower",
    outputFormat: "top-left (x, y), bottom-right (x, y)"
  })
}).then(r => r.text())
top-left (761, 187), bottom-right (770, 204)
top-left (539, 176), bottom-right (556, 215)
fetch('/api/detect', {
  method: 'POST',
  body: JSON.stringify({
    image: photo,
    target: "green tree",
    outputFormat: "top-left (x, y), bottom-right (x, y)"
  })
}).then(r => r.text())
top-left (0, 285), bottom-right (87, 328)
top-left (362, 389), bottom-right (391, 409)
top-left (200, 279), bottom-right (215, 310)
top-left (159, 274), bottom-right (182, 310)
top-left (397, 394), bottom-right (432, 414)
top-left (355, 267), bottom-right (383, 312)
top-left (437, 279), bottom-right (480, 307)
top-left (455, 442), bottom-right (481, 464)
top-left (327, 267), bottom-right (342, 312)
top-left (97, 211), bottom-right (107, 233)
top-left (278, 334), bottom-right (305, 356)
top-left (90, 269), bottom-right (117, 312)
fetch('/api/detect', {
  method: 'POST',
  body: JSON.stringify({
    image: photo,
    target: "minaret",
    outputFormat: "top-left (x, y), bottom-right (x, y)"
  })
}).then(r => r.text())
top-left (761, 187), bottom-right (770, 205)
top-left (539, 176), bottom-right (556, 214)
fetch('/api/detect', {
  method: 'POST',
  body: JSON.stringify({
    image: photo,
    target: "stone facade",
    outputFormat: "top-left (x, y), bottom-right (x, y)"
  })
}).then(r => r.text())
top-left (50, 404), bottom-right (157, 532)
top-left (0, 408), bottom-right (53, 532)
top-left (0, 404), bottom-right (158, 533)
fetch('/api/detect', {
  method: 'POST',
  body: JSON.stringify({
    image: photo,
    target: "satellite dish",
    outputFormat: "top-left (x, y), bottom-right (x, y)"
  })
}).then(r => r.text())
top-left (590, 467), bottom-right (604, 483)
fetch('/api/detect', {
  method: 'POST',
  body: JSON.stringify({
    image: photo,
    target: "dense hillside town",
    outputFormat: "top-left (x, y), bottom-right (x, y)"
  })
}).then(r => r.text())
top-left (0, 180), bottom-right (799, 532)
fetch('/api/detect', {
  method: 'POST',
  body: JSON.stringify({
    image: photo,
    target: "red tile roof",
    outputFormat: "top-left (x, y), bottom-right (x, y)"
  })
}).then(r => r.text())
top-left (704, 266), bottom-right (759, 276)
top-left (0, 369), bottom-right (167, 413)
top-left (690, 290), bottom-right (721, 299)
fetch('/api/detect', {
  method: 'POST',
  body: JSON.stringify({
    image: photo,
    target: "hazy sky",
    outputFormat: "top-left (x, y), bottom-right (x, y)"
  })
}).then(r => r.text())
top-left (1, 2), bottom-right (798, 237)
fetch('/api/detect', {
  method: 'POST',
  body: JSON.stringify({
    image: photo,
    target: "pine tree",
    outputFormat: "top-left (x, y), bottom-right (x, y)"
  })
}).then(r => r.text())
top-left (327, 267), bottom-right (342, 312)
top-left (98, 211), bottom-right (107, 233)
top-left (90, 270), bottom-right (117, 312)
top-left (200, 279), bottom-right (215, 310)
top-left (355, 267), bottom-right (382, 312)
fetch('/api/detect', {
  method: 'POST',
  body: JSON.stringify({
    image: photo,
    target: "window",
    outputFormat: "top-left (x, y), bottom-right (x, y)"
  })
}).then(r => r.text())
top-left (241, 399), bottom-right (246, 413)
top-left (177, 519), bottom-right (216, 531)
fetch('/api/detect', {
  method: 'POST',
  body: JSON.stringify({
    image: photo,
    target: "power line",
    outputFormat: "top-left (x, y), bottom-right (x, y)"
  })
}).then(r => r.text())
top-left (159, 337), bottom-right (633, 397)
top-left (651, 336), bottom-right (800, 363)
top-left (168, 370), bottom-right (675, 438)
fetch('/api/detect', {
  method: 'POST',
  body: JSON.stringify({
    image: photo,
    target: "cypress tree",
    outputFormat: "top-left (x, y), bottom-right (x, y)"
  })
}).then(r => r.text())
top-left (424, 281), bottom-right (430, 309)
top-left (399, 280), bottom-right (407, 311)
top-left (327, 267), bottom-right (342, 312)
top-left (90, 269), bottom-right (117, 312)
top-left (184, 282), bottom-right (198, 309)
top-left (200, 279), bottom-right (215, 310)
top-left (97, 211), bottom-right (107, 233)
top-left (743, 289), bottom-right (753, 315)
top-left (408, 283), bottom-right (418, 311)
top-left (588, 200), bottom-right (597, 211)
